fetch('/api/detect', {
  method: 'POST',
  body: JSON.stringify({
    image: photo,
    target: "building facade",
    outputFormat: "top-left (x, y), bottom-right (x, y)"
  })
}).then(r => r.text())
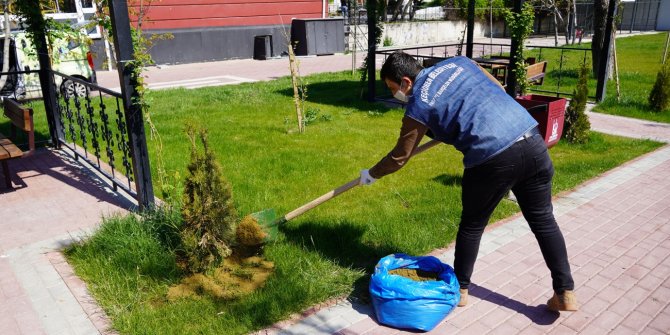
top-left (132, 0), bottom-right (329, 64)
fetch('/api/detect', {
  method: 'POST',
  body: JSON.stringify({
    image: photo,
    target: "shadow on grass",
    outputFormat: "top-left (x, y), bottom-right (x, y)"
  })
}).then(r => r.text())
top-left (281, 220), bottom-right (400, 303)
top-left (432, 173), bottom-right (462, 187)
top-left (599, 97), bottom-right (650, 110)
top-left (547, 68), bottom-right (580, 79)
top-left (275, 80), bottom-right (396, 113)
top-left (470, 284), bottom-right (560, 325)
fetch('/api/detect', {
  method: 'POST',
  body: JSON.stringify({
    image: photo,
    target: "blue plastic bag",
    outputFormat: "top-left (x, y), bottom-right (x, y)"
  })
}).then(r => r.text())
top-left (369, 253), bottom-right (460, 332)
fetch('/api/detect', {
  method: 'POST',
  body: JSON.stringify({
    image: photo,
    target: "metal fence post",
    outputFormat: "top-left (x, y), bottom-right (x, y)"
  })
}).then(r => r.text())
top-left (108, 0), bottom-right (155, 209)
top-left (596, 0), bottom-right (618, 102)
top-left (466, 0), bottom-right (475, 58)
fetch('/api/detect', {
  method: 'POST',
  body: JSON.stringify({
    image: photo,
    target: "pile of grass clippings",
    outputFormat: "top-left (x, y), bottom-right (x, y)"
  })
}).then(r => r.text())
top-left (388, 268), bottom-right (440, 282)
top-left (168, 256), bottom-right (274, 301)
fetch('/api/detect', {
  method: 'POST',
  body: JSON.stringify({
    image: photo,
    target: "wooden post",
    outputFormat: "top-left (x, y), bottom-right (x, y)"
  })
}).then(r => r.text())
top-left (108, 0), bottom-right (155, 209)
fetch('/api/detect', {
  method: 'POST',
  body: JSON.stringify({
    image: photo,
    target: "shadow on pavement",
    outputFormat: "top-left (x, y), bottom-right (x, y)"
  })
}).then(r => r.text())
top-left (0, 148), bottom-right (135, 210)
top-left (470, 284), bottom-right (560, 325)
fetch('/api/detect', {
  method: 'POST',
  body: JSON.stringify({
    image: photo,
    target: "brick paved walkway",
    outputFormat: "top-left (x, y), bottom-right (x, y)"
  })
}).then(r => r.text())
top-left (0, 149), bottom-right (131, 335)
top-left (263, 108), bottom-right (670, 335)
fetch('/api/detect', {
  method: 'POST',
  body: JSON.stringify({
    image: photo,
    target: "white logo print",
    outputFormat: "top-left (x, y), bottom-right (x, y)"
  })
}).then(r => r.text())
top-left (549, 119), bottom-right (559, 142)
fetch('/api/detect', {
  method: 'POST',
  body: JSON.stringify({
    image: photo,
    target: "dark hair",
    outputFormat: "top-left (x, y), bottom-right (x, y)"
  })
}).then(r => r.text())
top-left (380, 51), bottom-right (423, 84)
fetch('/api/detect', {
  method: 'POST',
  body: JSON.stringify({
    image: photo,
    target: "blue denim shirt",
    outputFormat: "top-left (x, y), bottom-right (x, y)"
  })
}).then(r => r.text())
top-left (405, 56), bottom-right (538, 168)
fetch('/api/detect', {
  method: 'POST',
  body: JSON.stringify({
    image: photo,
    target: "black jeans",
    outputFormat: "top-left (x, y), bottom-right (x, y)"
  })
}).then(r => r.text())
top-left (454, 132), bottom-right (574, 293)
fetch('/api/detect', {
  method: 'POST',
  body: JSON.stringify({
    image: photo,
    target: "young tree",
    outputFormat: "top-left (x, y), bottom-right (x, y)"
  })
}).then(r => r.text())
top-left (564, 61), bottom-right (591, 143)
top-left (538, 0), bottom-right (564, 47)
top-left (180, 126), bottom-right (238, 273)
top-left (649, 61), bottom-right (670, 112)
top-left (504, 2), bottom-right (534, 95)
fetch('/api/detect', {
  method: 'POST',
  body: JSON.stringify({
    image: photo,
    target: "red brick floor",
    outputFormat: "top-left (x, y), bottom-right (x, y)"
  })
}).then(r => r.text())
top-left (0, 148), bottom-right (131, 335)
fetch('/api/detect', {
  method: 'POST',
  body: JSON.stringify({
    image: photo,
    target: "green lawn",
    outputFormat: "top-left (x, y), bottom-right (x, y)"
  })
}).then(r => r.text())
top-left (526, 32), bottom-right (670, 123)
top-left (595, 32), bottom-right (670, 123)
top-left (60, 69), bottom-right (663, 334)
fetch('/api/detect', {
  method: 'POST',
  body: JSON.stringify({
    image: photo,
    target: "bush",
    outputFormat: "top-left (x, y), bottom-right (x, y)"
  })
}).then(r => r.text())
top-left (564, 61), bottom-right (591, 144)
top-left (649, 61), bottom-right (670, 112)
top-left (180, 126), bottom-right (237, 273)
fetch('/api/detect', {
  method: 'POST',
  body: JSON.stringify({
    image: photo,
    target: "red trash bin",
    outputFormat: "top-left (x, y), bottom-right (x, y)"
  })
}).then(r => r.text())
top-left (514, 95), bottom-right (567, 148)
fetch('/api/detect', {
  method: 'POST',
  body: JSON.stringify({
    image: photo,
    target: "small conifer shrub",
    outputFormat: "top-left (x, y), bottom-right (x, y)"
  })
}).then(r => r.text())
top-left (180, 126), bottom-right (237, 273)
top-left (649, 61), bottom-right (670, 112)
top-left (564, 61), bottom-right (591, 144)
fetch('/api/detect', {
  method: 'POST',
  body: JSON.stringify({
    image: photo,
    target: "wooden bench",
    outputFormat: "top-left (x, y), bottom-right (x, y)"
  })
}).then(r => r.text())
top-left (0, 99), bottom-right (35, 188)
top-left (526, 61), bottom-right (547, 85)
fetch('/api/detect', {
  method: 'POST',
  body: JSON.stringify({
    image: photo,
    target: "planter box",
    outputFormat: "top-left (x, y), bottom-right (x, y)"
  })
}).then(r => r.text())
top-left (515, 95), bottom-right (567, 148)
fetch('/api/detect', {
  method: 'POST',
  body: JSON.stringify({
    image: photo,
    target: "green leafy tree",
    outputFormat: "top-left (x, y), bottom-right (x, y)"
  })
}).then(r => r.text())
top-left (649, 61), bottom-right (670, 112)
top-left (454, 0), bottom-right (509, 19)
top-left (180, 126), bottom-right (237, 273)
top-left (504, 2), bottom-right (535, 95)
top-left (564, 61), bottom-right (591, 144)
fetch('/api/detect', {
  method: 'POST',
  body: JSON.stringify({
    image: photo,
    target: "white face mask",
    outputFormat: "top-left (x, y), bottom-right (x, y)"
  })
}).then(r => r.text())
top-left (393, 82), bottom-right (410, 103)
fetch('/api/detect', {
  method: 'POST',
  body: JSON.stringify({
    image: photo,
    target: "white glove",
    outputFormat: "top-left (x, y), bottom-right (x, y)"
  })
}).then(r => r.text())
top-left (360, 169), bottom-right (377, 186)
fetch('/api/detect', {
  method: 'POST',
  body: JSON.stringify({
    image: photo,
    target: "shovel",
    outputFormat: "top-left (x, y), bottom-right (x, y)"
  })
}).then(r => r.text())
top-left (251, 139), bottom-right (441, 241)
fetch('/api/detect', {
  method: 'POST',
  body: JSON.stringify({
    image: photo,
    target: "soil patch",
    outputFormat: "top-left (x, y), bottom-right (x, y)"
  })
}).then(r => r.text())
top-left (388, 268), bottom-right (440, 282)
top-left (168, 256), bottom-right (274, 301)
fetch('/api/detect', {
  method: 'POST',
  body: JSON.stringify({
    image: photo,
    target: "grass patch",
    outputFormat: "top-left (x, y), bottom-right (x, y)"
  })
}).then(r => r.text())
top-left (62, 69), bottom-right (663, 334)
top-left (526, 33), bottom-right (670, 123)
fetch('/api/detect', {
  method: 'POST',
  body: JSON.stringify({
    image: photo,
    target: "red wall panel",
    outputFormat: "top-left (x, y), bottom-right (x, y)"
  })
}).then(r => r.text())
top-left (131, 0), bottom-right (326, 30)
top-left (139, 14), bottom-right (319, 30)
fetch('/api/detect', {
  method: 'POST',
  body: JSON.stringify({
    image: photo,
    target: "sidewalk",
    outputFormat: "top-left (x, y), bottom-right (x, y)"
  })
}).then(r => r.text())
top-left (0, 149), bottom-right (132, 335)
top-left (94, 31), bottom-right (656, 92)
top-left (261, 108), bottom-right (670, 335)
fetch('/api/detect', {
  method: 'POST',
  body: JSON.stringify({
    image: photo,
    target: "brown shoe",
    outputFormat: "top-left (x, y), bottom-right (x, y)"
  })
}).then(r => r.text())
top-left (547, 290), bottom-right (578, 312)
top-left (458, 288), bottom-right (468, 307)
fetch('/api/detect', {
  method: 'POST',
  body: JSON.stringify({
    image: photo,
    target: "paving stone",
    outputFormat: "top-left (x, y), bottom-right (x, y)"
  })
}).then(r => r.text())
top-left (647, 306), bottom-right (670, 334)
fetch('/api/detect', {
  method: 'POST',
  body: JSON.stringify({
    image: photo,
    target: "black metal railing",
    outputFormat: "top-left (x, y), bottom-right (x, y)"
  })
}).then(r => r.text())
top-left (51, 71), bottom-right (136, 197)
top-left (375, 42), bottom-right (593, 100)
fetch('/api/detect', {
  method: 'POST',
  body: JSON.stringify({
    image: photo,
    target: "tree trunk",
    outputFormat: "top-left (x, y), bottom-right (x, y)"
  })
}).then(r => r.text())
top-left (0, 2), bottom-right (11, 91)
top-left (612, 35), bottom-right (620, 101)
top-left (564, 2), bottom-right (571, 45)
top-left (392, 0), bottom-right (403, 21)
top-left (608, 30), bottom-right (615, 79)
top-left (288, 45), bottom-right (304, 133)
top-left (572, 0), bottom-right (578, 44)
top-left (592, 0), bottom-right (609, 76)
top-left (553, 12), bottom-right (559, 47)
top-left (400, 0), bottom-right (411, 21)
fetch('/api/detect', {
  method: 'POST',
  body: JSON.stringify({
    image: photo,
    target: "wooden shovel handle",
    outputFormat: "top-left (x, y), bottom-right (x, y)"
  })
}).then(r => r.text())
top-left (282, 139), bottom-right (441, 222)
